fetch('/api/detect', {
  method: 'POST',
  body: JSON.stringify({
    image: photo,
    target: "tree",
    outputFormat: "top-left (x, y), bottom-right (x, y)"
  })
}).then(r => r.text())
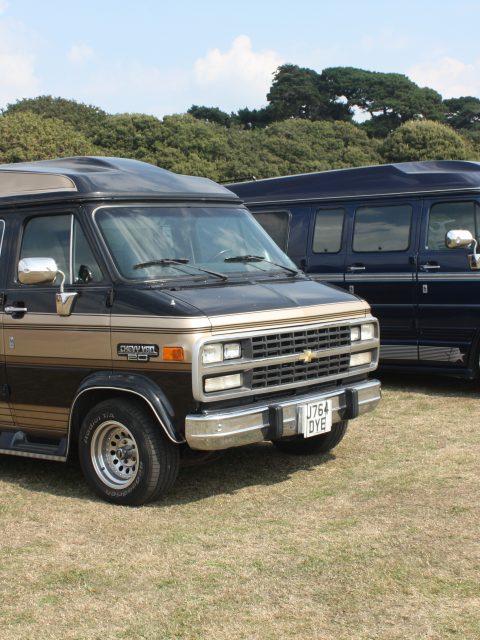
top-left (321, 67), bottom-right (445, 136)
top-left (0, 111), bottom-right (97, 163)
top-left (3, 95), bottom-right (108, 140)
top-left (380, 120), bottom-right (476, 163)
top-left (187, 105), bottom-right (232, 127)
top-left (266, 64), bottom-right (344, 121)
top-left (443, 96), bottom-right (480, 130)
top-left (93, 113), bottom-right (164, 163)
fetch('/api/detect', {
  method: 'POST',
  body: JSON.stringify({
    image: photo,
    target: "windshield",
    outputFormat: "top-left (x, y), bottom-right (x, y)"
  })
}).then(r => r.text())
top-left (95, 205), bottom-right (297, 281)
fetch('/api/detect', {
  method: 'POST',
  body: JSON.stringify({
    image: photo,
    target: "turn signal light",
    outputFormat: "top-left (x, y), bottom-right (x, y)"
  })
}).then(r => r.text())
top-left (163, 347), bottom-right (184, 361)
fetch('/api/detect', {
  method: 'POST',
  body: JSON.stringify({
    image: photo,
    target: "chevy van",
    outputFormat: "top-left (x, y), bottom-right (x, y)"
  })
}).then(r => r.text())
top-left (0, 157), bottom-right (380, 504)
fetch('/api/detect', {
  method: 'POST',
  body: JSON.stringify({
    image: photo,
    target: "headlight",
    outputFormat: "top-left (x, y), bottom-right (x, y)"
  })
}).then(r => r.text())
top-left (350, 352), bottom-right (372, 367)
top-left (351, 323), bottom-right (375, 342)
top-left (204, 373), bottom-right (243, 393)
top-left (202, 342), bottom-right (242, 364)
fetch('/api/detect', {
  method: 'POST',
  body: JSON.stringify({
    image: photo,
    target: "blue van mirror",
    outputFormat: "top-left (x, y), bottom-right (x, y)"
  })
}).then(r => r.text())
top-left (445, 229), bottom-right (474, 248)
top-left (446, 229), bottom-right (480, 270)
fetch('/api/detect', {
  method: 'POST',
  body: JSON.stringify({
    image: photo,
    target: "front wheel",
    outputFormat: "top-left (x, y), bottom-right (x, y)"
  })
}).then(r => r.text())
top-left (272, 421), bottom-right (348, 455)
top-left (79, 398), bottom-right (180, 505)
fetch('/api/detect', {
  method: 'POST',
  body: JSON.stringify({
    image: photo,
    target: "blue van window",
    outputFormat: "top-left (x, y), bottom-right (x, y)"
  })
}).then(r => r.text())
top-left (313, 208), bottom-right (344, 253)
top-left (427, 201), bottom-right (480, 250)
top-left (253, 211), bottom-right (290, 251)
top-left (353, 204), bottom-right (412, 252)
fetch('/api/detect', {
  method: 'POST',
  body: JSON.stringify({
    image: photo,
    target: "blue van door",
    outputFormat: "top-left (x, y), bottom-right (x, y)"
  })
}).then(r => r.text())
top-left (416, 197), bottom-right (480, 371)
top-left (344, 200), bottom-right (420, 362)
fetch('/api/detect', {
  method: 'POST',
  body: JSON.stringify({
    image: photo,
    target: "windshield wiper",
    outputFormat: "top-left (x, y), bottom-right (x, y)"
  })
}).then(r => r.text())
top-left (133, 258), bottom-right (228, 281)
top-left (224, 255), bottom-right (299, 277)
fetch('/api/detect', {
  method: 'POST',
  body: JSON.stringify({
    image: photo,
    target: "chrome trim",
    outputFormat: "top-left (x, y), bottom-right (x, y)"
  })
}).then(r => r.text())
top-left (0, 448), bottom-right (67, 462)
top-left (185, 379), bottom-right (381, 451)
top-left (418, 272), bottom-right (480, 280)
top-left (192, 317), bottom-right (380, 402)
top-left (419, 346), bottom-right (465, 363)
top-left (346, 273), bottom-right (414, 281)
top-left (380, 345), bottom-right (418, 360)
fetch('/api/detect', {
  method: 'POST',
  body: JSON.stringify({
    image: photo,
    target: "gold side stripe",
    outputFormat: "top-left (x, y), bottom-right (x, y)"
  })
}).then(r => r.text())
top-left (6, 357), bottom-right (113, 368)
top-left (12, 404), bottom-right (70, 416)
top-left (12, 416), bottom-right (68, 428)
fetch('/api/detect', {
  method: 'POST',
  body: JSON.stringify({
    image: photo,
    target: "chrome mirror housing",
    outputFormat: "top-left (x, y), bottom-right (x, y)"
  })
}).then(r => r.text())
top-left (445, 229), bottom-right (480, 270)
top-left (17, 257), bottom-right (78, 316)
top-left (18, 257), bottom-right (58, 285)
top-left (445, 229), bottom-right (475, 248)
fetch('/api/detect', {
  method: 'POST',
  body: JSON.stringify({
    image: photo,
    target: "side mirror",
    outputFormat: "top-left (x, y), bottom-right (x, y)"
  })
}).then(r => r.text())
top-left (17, 257), bottom-right (78, 316)
top-left (445, 229), bottom-right (480, 270)
top-left (18, 257), bottom-right (58, 285)
top-left (445, 229), bottom-right (475, 249)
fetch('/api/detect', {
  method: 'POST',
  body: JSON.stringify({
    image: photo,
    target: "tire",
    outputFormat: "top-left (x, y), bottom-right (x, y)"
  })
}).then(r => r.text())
top-left (78, 398), bottom-right (180, 506)
top-left (272, 421), bottom-right (349, 455)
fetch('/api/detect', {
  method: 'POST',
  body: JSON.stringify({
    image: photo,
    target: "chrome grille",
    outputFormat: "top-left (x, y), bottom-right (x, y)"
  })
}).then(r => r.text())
top-left (251, 354), bottom-right (350, 389)
top-left (251, 325), bottom-right (350, 359)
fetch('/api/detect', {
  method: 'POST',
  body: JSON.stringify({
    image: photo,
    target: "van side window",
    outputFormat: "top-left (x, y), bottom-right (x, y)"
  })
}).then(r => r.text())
top-left (252, 211), bottom-right (290, 251)
top-left (313, 208), bottom-right (344, 253)
top-left (427, 201), bottom-right (480, 250)
top-left (20, 214), bottom-right (103, 284)
top-left (353, 204), bottom-right (412, 252)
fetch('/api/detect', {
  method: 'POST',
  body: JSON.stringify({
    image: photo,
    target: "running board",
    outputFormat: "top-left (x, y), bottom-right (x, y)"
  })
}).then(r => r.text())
top-left (0, 430), bottom-right (68, 461)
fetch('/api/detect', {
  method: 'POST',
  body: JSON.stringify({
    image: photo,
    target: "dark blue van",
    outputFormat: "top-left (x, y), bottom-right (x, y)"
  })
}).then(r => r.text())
top-left (228, 161), bottom-right (480, 378)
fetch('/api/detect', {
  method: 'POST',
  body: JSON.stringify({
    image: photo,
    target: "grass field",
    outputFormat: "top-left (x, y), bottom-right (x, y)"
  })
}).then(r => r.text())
top-left (0, 373), bottom-right (479, 640)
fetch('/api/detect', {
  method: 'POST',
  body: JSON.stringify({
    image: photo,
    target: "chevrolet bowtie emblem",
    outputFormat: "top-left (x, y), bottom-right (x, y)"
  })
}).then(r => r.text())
top-left (300, 349), bottom-right (314, 363)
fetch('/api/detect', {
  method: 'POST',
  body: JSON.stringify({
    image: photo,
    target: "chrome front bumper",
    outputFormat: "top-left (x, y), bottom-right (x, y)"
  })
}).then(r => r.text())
top-left (185, 378), bottom-right (381, 451)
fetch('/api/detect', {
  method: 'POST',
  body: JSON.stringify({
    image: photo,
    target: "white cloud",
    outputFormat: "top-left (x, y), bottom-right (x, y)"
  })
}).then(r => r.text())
top-left (0, 20), bottom-right (40, 106)
top-left (68, 43), bottom-right (95, 65)
top-left (193, 35), bottom-right (283, 108)
top-left (409, 57), bottom-right (480, 98)
top-left (0, 1), bottom-right (8, 15)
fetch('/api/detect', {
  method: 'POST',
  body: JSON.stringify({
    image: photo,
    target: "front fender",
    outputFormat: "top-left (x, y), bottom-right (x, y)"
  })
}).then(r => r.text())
top-left (70, 371), bottom-right (185, 444)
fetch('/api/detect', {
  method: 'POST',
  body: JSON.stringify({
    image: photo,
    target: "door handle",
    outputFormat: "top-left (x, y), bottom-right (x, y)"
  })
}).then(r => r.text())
top-left (420, 263), bottom-right (440, 271)
top-left (347, 265), bottom-right (366, 272)
top-left (4, 305), bottom-right (28, 315)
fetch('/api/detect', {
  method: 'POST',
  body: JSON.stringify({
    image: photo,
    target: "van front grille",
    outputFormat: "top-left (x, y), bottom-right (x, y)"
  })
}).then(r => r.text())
top-left (251, 325), bottom-right (350, 359)
top-left (251, 353), bottom-right (350, 389)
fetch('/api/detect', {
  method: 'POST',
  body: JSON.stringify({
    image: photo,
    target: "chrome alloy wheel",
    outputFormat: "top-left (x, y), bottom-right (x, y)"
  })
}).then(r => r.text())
top-left (91, 420), bottom-right (139, 489)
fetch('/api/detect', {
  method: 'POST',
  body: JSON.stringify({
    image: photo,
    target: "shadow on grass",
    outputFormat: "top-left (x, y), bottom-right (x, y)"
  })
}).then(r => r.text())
top-left (0, 442), bottom-right (336, 505)
top-left (1, 374), bottom-right (478, 505)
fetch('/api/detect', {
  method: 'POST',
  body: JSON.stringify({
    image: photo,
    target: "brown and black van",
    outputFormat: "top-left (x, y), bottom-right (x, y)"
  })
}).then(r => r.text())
top-left (0, 157), bottom-right (381, 504)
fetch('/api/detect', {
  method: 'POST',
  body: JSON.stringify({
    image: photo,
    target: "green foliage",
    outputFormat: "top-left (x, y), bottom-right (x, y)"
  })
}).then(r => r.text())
top-left (267, 64), bottom-right (340, 121)
top-left (443, 96), bottom-right (480, 130)
top-left (92, 113), bottom-right (164, 163)
top-left (0, 112), bottom-right (97, 163)
top-left (187, 105), bottom-right (232, 127)
top-left (3, 95), bottom-right (108, 139)
top-left (380, 120), bottom-right (477, 162)
top-left (321, 67), bottom-right (445, 136)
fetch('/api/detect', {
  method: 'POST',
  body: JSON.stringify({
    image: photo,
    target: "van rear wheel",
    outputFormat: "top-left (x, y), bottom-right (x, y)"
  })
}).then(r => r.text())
top-left (79, 398), bottom-right (180, 505)
top-left (272, 421), bottom-right (348, 455)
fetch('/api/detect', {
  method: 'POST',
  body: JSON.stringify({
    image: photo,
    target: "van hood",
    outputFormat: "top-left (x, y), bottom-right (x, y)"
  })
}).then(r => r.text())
top-left (168, 278), bottom-right (369, 333)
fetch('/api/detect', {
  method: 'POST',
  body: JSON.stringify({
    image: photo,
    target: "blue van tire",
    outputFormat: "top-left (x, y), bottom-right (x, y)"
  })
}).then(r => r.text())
top-left (272, 420), bottom-right (348, 455)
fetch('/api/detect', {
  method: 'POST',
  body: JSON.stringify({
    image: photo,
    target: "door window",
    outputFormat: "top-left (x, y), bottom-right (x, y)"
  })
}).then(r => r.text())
top-left (427, 201), bottom-right (480, 250)
top-left (353, 204), bottom-right (412, 252)
top-left (313, 208), bottom-right (344, 253)
top-left (20, 214), bottom-right (102, 284)
top-left (252, 211), bottom-right (290, 251)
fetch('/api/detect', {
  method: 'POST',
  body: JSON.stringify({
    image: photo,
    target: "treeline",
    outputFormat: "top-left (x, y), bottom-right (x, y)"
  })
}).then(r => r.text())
top-left (1, 64), bottom-right (480, 182)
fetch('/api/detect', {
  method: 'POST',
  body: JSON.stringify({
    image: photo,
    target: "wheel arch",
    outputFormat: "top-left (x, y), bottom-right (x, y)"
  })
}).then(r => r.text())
top-left (69, 371), bottom-right (185, 448)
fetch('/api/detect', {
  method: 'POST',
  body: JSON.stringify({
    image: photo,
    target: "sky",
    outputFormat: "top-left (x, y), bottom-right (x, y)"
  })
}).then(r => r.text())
top-left (1, 0), bottom-right (480, 119)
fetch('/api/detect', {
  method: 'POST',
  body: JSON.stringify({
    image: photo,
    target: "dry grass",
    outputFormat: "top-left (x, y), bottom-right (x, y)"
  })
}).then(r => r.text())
top-left (0, 373), bottom-right (479, 640)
